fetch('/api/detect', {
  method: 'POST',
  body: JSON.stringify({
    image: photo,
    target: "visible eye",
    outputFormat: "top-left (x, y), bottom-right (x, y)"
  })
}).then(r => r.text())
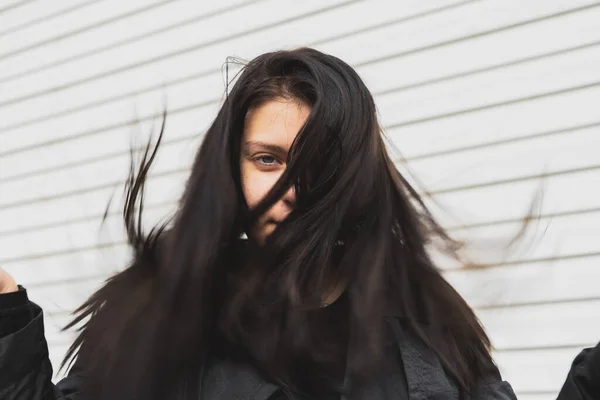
top-left (254, 155), bottom-right (278, 166)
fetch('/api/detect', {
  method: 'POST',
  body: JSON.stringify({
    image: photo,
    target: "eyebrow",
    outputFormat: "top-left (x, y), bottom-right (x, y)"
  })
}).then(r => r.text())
top-left (242, 140), bottom-right (288, 158)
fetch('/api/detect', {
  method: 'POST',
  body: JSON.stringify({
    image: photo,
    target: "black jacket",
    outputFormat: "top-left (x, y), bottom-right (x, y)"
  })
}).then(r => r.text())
top-left (0, 287), bottom-right (596, 400)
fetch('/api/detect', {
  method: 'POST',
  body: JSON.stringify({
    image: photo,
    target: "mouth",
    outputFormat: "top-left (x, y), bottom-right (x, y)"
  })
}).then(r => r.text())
top-left (265, 217), bottom-right (280, 226)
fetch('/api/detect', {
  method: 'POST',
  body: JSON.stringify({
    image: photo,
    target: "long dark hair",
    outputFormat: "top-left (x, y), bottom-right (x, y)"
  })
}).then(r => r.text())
top-left (63, 48), bottom-right (496, 399)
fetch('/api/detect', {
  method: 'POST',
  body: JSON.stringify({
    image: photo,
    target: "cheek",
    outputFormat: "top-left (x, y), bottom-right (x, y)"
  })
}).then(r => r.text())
top-left (241, 167), bottom-right (280, 209)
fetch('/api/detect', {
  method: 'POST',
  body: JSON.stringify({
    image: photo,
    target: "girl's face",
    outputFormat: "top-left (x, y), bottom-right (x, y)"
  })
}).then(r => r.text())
top-left (240, 97), bottom-right (310, 243)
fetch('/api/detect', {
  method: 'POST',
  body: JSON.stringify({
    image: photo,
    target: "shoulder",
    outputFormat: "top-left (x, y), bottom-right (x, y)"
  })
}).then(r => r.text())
top-left (384, 317), bottom-right (517, 400)
top-left (557, 341), bottom-right (600, 400)
top-left (469, 377), bottom-right (517, 400)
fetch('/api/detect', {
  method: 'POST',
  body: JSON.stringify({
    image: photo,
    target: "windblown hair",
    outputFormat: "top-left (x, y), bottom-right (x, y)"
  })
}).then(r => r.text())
top-left (64, 48), bottom-right (496, 399)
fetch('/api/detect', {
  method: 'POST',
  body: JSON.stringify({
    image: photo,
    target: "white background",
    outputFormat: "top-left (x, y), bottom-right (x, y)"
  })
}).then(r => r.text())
top-left (1, 1), bottom-right (599, 398)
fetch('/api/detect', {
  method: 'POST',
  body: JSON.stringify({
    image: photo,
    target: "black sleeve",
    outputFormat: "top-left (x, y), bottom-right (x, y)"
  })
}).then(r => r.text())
top-left (470, 362), bottom-right (518, 400)
top-left (0, 286), bottom-right (34, 338)
top-left (557, 342), bottom-right (600, 400)
top-left (0, 287), bottom-right (84, 399)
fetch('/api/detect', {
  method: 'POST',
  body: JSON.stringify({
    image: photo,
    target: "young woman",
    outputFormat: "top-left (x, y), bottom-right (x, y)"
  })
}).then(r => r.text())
top-left (0, 48), bottom-right (597, 400)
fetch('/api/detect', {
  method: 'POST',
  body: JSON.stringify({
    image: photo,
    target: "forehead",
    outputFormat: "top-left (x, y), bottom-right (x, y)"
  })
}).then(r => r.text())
top-left (243, 99), bottom-right (311, 148)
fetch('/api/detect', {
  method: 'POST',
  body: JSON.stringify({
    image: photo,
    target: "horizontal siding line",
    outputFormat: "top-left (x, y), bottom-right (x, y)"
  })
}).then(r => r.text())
top-left (45, 322), bottom-right (84, 332)
top-left (27, 277), bottom-right (600, 310)
top-left (431, 163), bottom-right (600, 195)
top-left (3, 37), bottom-right (599, 142)
top-left (2, 1), bottom-right (596, 113)
top-left (474, 296), bottom-right (600, 311)
top-left (494, 343), bottom-right (593, 353)
top-left (515, 391), bottom-right (558, 396)
top-left (4, 71), bottom-right (600, 161)
top-left (0, 0), bottom-right (477, 88)
top-left (2, 107), bottom-right (599, 187)
top-left (447, 206), bottom-right (600, 231)
top-left (38, 302), bottom-right (598, 326)
top-left (375, 39), bottom-right (600, 98)
top-left (3, 198), bottom-right (599, 242)
top-left (0, 0), bottom-right (476, 83)
top-left (0, 0), bottom-right (179, 60)
top-left (46, 314), bottom-right (90, 326)
top-left (311, 0), bottom-right (479, 48)
top-left (3, 230), bottom-right (600, 268)
top-left (356, 1), bottom-right (600, 69)
top-left (0, 97), bottom-right (219, 158)
top-left (0, 240), bottom-right (125, 266)
top-left (0, 134), bottom-right (203, 184)
top-left (26, 274), bottom-right (109, 290)
top-left (354, 1), bottom-right (600, 68)
top-left (0, 0), bottom-right (362, 107)
top-left (387, 79), bottom-right (600, 130)
top-left (403, 120), bottom-right (600, 162)
top-left (0, 71), bottom-right (224, 135)
top-left (0, 201), bottom-right (176, 237)
top-left (44, 341), bottom-right (595, 358)
top-left (466, 251), bottom-right (600, 271)
top-left (0, 0), bottom-right (267, 82)
top-left (3, 206), bottom-right (598, 261)
top-left (0, 0), bottom-right (35, 15)
top-left (42, 295), bottom-right (600, 322)
top-left (1, 108), bottom-right (598, 188)
top-left (0, 177), bottom-right (130, 210)
top-left (48, 310), bottom-right (79, 318)
top-left (0, 0), bottom-right (103, 37)
top-left (2, 157), bottom-right (598, 212)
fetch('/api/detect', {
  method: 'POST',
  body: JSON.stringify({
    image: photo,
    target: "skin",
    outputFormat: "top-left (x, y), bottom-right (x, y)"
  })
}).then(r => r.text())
top-left (240, 97), bottom-right (344, 306)
top-left (239, 97), bottom-right (307, 244)
top-left (0, 267), bottom-right (18, 294)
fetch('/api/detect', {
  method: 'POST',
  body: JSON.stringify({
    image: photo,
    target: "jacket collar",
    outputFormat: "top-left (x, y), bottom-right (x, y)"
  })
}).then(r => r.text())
top-left (198, 318), bottom-right (459, 400)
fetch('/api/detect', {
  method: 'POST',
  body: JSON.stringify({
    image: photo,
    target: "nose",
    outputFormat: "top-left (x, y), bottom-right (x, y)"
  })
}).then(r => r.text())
top-left (282, 185), bottom-right (296, 209)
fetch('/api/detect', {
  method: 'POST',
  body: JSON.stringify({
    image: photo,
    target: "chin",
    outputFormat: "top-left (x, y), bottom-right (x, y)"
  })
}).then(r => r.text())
top-left (256, 224), bottom-right (276, 244)
top-left (246, 221), bottom-right (278, 245)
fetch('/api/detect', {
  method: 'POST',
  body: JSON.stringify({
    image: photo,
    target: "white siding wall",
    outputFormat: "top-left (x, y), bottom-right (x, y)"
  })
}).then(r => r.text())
top-left (1, 1), bottom-right (599, 398)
